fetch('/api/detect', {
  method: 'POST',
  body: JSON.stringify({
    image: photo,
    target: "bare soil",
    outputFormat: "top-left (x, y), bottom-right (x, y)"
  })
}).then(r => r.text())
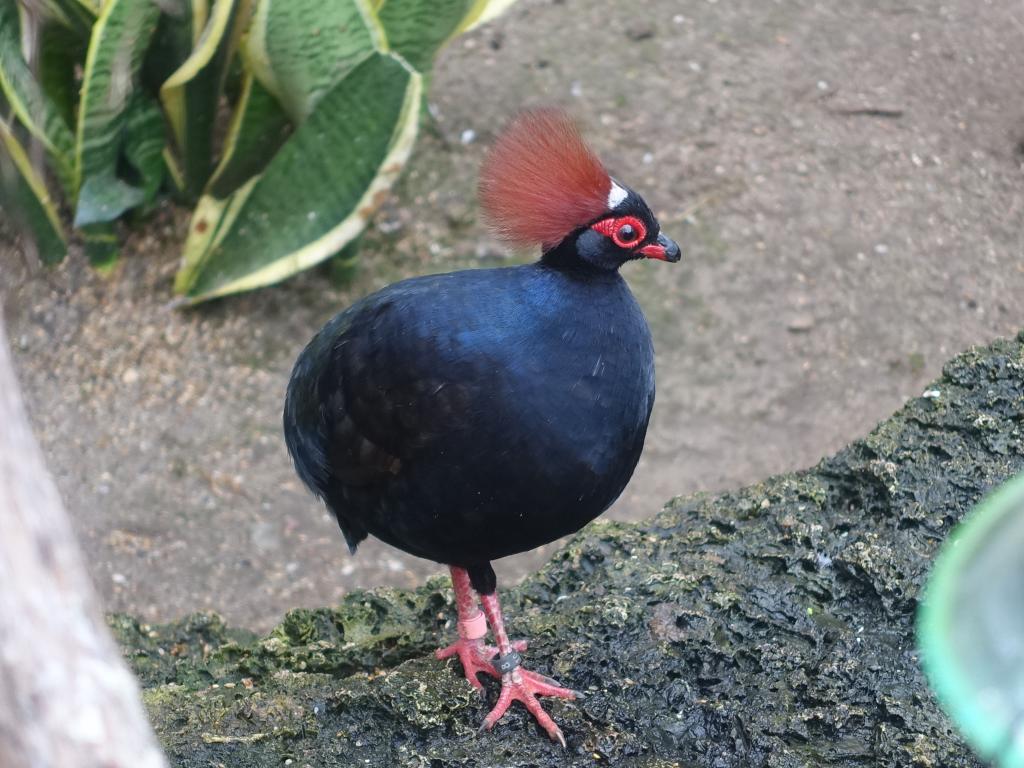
top-left (3, 0), bottom-right (1023, 631)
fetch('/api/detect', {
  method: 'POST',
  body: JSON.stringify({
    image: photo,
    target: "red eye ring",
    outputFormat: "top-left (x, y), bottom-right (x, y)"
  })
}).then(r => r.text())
top-left (591, 216), bottom-right (647, 249)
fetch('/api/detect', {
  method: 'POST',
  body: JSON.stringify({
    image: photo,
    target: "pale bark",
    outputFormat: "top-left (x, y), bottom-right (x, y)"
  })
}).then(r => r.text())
top-left (0, 306), bottom-right (167, 768)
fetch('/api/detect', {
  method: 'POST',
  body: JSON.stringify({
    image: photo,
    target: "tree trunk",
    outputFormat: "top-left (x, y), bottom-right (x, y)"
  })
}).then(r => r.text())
top-left (0, 306), bottom-right (167, 768)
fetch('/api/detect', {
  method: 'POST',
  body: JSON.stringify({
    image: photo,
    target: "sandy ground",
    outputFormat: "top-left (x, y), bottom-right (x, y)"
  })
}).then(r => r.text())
top-left (3, 0), bottom-right (1023, 631)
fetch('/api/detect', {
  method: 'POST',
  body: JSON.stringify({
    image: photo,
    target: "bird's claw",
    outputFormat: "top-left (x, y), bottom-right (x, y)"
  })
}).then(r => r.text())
top-left (481, 668), bottom-right (575, 746)
top-left (435, 638), bottom-right (497, 690)
top-left (436, 637), bottom-right (531, 691)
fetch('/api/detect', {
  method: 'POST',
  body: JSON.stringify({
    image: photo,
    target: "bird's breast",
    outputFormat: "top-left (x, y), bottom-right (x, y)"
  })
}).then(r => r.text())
top-left (496, 286), bottom-right (654, 480)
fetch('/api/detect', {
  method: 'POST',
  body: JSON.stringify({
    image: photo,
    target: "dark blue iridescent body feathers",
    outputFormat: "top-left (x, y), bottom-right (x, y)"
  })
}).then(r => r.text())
top-left (283, 260), bottom-right (655, 570)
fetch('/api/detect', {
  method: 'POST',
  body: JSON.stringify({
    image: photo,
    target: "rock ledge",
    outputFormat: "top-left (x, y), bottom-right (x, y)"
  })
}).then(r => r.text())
top-left (114, 332), bottom-right (1024, 767)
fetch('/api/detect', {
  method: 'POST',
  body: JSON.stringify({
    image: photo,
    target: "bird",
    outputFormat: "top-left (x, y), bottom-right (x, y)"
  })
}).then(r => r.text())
top-left (283, 108), bottom-right (680, 745)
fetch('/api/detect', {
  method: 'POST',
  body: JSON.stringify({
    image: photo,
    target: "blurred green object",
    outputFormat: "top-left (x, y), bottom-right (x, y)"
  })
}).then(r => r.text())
top-left (0, 114), bottom-right (66, 265)
top-left (0, 0), bottom-right (515, 302)
top-left (918, 472), bottom-right (1024, 768)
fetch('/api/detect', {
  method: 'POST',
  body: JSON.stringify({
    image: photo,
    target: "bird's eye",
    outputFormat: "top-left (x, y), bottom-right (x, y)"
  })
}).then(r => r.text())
top-left (590, 215), bottom-right (648, 249)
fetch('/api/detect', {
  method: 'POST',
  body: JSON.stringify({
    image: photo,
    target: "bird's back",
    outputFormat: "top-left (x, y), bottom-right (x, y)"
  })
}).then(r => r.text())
top-left (283, 262), bottom-right (654, 566)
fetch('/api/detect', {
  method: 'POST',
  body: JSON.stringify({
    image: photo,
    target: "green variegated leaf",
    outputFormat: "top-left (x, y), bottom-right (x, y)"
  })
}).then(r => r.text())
top-left (142, 0), bottom-right (199, 93)
top-left (74, 0), bottom-right (160, 194)
top-left (73, 171), bottom-right (145, 226)
top-left (0, 115), bottom-right (66, 264)
top-left (373, 0), bottom-right (517, 71)
top-left (206, 71), bottom-right (290, 198)
top-left (81, 220), bottom-right (119, 270)
top-left (123, 93), bottom-right (165, 205)
top-left (374, 0), bottom-right (472, 72)
top-left (242, 0), bottom-right (383, 122)
top-left (60, 0), bottom-right (101, 16)
top-left (226, 0), bottom-right (254, 58)
top-left (175, 174), bottom-right (254, 287)
top-left (26, 0), bottom-right (96, 35)
top-left (0, 2), bottom-right (75, 192)
top-left (38, 22), bottom-right (85, 128)
top-left (175, 51), bottom-right (421, 301)
top-left (163, 144), bottom-right (185, 193)
top-left (457, 0), bottom-right (518, 33)
top-left (72, 93), bottom-right (164, 226)
top-left (160, 0), bottom-right (238, 198)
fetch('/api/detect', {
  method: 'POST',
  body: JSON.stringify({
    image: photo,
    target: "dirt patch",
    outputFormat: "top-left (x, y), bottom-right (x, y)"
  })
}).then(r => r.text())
top-left (3, 0), bottom-right (1023, 631)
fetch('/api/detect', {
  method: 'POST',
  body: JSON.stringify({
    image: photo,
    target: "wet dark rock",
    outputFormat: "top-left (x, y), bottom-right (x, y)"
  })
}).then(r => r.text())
top-left (113, 332), bottom-right (1024, 767)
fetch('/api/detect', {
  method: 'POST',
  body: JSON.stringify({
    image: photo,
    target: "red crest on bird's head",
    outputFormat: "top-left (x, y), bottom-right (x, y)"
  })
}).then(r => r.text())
top-left (479, 108), bottom-right (613, 250)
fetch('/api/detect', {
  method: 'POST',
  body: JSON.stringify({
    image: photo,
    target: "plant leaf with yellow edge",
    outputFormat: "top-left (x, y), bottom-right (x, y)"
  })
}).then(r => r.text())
top-left (241, 0), bottom-right (383, 122)
top-left (175, 51), bottom-right (421, 301)
top-left (159, 0), bottom-right (238, 199)
top-left (81, 220), bottom-right (119, 271)
top-left (30, 0), bottom-right (96, 35)
top-left (38, 22), bottom-right (86, 129)
top-left (374, 0), bottom-right (472, 72)
top-left (457, 0), bottom-right (518, 33)
top-left (123, 92), bottom-right (165, 206)
top-left (0, 114), bottom-right (66, 264)
top-left (175, 175), bottom-right (256, 289)
top-left (0, 2), bottom-right (75, 193)
top-left (74, 0), bottom-right (160, 196)
top-left (143, 0), bottom-right (202, 92)
top-left (205, 71), bottom-right (291, 198)
top-left (372, 0), bottom-right (517, 72)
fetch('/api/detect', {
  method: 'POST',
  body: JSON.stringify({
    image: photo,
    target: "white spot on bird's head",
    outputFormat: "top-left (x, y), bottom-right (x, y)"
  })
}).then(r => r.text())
top-left (607, 181), bottom-right (628, 209)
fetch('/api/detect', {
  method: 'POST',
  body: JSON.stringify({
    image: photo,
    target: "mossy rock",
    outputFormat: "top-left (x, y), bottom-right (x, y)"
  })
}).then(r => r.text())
top-left (115, 332), bottom-right (1024, 767)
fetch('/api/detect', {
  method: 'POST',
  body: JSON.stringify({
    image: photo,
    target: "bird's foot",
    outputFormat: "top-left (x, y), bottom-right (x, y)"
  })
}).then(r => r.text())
top-left (435, 637), bottom-right (495, 690)
top-left (435, 638), bottom-right (527, 691)
top-left (482, 667), bottom-right (575, 746)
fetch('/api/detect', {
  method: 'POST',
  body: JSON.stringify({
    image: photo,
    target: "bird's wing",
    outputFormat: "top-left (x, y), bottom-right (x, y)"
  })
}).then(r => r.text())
top-left (299, 293), bottom-right (490, 499)
top-left (283, 270), bottom-right (518, 555)
top-left (285, 291), bottom-right (490, 551)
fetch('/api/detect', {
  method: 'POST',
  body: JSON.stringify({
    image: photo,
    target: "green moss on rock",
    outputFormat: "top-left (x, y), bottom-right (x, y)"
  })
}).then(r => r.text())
top-left (122, 332), bottom-right (1024, 767)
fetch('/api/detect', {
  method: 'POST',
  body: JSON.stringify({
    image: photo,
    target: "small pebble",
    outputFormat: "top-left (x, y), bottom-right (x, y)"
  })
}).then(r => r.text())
top-left (626, 26), bottom-right (655, 41)
top-left (787, 314), bottom-right (815, 332)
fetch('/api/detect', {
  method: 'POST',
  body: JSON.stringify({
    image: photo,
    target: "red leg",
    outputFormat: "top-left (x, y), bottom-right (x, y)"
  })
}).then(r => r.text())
top-left (479, 591), bottom-right (575, 747)
top-left (436, 567), bottom-right (524, 690)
